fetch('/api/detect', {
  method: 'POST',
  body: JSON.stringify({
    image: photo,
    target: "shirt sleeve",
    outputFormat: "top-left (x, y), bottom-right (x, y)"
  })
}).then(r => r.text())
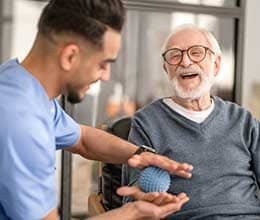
top-left (128, 117), bottom-right (154, 147)
top-left (51, 100), bottom-right (80, 150)
top-left (0, 108), bottom-right (57, 219)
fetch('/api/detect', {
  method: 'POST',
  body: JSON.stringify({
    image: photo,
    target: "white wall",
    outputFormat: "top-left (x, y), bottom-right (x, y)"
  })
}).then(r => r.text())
top-left (242, 0), bottom-right (260, 118)
top-left (11, 0), bottom-right (45, 60)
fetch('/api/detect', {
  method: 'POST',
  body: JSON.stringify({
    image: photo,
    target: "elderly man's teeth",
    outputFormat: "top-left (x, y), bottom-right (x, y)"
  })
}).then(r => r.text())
top-left (181, 73), bottom-right (198, 79)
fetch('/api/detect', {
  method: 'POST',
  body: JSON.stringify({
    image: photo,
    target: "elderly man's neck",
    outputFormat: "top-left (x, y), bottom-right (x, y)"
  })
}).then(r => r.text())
top-left (171, 94), bottom-right (212, 111)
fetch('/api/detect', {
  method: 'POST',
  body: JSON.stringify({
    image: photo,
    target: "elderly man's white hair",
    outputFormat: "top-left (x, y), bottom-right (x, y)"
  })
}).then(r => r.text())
top-left (161, 24), bottom-right (222, 56)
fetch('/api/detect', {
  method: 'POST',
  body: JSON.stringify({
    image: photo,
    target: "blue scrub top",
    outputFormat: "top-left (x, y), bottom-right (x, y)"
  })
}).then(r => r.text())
top-left (0, 59), bottom-right (80, 219)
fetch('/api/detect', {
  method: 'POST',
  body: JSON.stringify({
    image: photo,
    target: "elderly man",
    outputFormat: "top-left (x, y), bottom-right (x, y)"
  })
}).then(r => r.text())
top-left (124, 25), bottom-right (260, 219)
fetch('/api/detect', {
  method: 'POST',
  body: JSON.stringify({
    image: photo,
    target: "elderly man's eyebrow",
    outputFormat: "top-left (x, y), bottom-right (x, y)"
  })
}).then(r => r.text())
top-left (104, 58), bottom-right (116, 63)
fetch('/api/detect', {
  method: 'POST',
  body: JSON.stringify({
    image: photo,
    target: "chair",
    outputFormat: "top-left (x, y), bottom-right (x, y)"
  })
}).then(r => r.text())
top-left (88, 193), bottom-right (106, 216)
top-left (88, 117), bottom-right (131, 217)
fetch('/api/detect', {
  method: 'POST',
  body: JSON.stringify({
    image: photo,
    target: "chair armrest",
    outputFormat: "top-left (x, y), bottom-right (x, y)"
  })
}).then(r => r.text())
top-left (88, 192), bottom-right (106, 216)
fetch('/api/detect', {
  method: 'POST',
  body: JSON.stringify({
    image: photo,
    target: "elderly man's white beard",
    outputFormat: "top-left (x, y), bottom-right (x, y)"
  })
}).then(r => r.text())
top-left (169, 65), bottom-right (215, 100)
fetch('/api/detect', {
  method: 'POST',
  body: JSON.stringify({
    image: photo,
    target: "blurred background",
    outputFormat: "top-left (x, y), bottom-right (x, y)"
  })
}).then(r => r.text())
top-left (0, 0), bottom-right (259, 219)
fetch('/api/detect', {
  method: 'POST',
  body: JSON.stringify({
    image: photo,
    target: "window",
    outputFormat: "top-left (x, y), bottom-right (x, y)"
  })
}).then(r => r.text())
top-left (95, 0), bottom-right (244, 126)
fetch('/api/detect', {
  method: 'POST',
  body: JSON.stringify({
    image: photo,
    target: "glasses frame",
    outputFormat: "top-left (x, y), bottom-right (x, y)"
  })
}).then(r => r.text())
top-left (162, 45), bottom-right (215, 66)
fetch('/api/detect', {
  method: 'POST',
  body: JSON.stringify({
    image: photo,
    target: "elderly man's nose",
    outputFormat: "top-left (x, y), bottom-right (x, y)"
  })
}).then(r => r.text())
top-left (180, 52), bottom-right (193, 67)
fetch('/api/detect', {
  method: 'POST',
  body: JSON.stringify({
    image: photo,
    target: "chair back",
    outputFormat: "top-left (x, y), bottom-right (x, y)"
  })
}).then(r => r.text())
top-left (101, 117), bottom-right (131, 210)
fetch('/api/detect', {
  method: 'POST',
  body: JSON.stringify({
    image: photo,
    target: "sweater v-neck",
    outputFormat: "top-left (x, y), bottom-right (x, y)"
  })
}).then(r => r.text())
top-left (159, 96), bottom-right (221, 130)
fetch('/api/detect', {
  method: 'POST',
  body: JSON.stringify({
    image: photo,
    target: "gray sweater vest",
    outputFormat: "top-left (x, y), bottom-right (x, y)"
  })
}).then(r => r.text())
top-left (126, 96), bottom-right (260, 219)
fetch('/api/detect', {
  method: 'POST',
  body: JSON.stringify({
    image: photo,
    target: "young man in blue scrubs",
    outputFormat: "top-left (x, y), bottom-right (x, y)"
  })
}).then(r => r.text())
top-left (0, 0), bottom-right (193, 219)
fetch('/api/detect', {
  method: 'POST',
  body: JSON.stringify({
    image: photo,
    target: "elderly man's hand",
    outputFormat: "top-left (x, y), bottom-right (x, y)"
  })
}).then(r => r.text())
top-left (117, 186), bottom-right (189, 219)
top-left (128, 152), bottom-right (193, 179)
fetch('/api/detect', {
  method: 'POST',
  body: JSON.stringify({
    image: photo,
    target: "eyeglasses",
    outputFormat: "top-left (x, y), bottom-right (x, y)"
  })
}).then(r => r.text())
top-left (162, 45), bottom-right (215, 66)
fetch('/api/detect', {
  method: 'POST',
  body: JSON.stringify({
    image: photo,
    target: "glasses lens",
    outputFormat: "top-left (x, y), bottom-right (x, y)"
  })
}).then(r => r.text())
top-left (188, 46), bottom-right (206, 62)
top-left (164, 49), bottom-right (182, 65)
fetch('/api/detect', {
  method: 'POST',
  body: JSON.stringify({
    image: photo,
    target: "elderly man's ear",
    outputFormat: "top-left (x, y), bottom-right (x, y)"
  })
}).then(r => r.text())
top-left (163, 63), bottom-right (170, 76)
top-left (214, 56), bottom-right (221, 76)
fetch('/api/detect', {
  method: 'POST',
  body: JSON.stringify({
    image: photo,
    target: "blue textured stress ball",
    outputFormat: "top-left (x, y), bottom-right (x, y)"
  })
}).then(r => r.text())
top-left (138, 166), bottom-right (171, 193)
